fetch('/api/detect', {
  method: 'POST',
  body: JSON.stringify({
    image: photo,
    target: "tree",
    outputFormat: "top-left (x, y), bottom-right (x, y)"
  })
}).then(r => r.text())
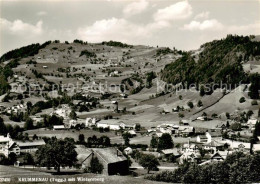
top-left (23, 153), bottom-right (34, 165)
top-left (200, 86), bottom-right (205, 96)
top-left (247, 110), bottom-right (254, 119)
top-left (88, 156), bottom-right (104, 174)
top-left (139, 154), bottom-right (159, 174)
top-left (239, 97), bottom-right (246, 103)
top-left (0, 117), bottom-right (7, 135)
top-left (26, 101), bottom-right (32, 114)
top-left (36, 137), bottom-right (78, 173)
top-left (24, 118), bottom-right (34, 130)
top-left (78, 134), bottom-right (85, 143)
top-left (157, 133), bottom-right (173, 151)
top-left (230, 122), bottom-right (242, 131)
top-left (187, 102), bottom-right (194, 109)
top-left (226, 112), bottom-right (230, 119)
top-left (197, 100), bottom-right (203, 107)
top-left (123, 132), bottom-right (131, 146)
top-left (8, 152), bottom-right (17, 164)
top-left (135, 123), bottom-right (141, 131)
top-left (248, 73), bottom-right (260, 99)
top-left (69, 110), bottom-right (77, 120)
top-left (150, 136), bottom-right (158, 148)
top-left (99, 136), bottom-right (111, 147)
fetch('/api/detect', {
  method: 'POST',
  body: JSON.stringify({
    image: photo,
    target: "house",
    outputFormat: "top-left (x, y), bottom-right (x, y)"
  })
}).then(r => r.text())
top-left (51, 105), bottom-right (71, 118)
top-left (197, 116), bottom-right (205, 121)
top-left (247, 118), bottom-right (258, 130)
top-left (0, 134), bottom-right (20, 157)
top-left (85, 117), bottom-right (97, 127)
top-left (203, 140), bottom-right (225, 153)
top-left (210, 152), bottom-right (224, 162)
top-left (179, 152), bottom-right (201, 164)
top-left (76, 146), bottom-right (129, 175)
top-left (126, 130), bottom-right (136, 137)
top-left (210, 151), bottom-right (232, 162)
top-left (205, 130), bottom-right (222, 143)
top-left (160, 148), bottom-right (182, 158)
top-left (197, 135), bottom-right (208, 143)
top-left (182, 143), bottom-right (200, 153)
top-left (53, 125), bottom-right (66, 130)
top-left (16, 140), bottom-right (45, 153)
top-left (178, 126), bottom-right (195, 137)
top-left (96, 120), bottom-right (125, 130)
top-left (253, 144), bottom-right (260, 152)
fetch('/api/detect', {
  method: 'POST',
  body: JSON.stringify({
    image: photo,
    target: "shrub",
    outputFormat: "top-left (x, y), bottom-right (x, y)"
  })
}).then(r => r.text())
top-left (251, 100), bottom-right (258, 105)
top-left (239, 97), bottom-right (246, 103)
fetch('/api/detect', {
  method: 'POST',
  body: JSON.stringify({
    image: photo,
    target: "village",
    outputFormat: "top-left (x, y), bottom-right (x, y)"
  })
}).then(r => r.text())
top-left (0, 37), bottom-right (259, 183)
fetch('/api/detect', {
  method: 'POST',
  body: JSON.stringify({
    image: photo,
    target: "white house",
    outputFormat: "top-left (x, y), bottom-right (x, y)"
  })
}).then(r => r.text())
top-left (247, 118), bottom-right (258, 130)
top-left (85, 118), bottom-right (97, 127)
top-left (0, 134), bottom-right (20, 157)
top-left (96, 120), bottom-right (125, 130)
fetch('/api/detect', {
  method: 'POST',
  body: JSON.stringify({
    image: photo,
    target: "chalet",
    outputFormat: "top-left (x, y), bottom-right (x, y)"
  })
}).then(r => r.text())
top-left (76, 146), bottom-right (129, 175)
top-left (203, 140), bottom-right (225, 153)
top-left (210, 151), bottom-right (232, 162)
top-left (16, 140), bottom-right (45, 153)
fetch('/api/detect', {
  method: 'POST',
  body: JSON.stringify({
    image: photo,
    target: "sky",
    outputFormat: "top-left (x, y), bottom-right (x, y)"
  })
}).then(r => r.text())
top-left (0, 0), bottom-right (260, 56)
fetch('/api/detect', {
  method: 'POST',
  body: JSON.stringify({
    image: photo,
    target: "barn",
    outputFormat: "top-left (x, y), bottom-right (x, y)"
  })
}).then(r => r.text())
top-left (76, 145), bottom-right (129, 175)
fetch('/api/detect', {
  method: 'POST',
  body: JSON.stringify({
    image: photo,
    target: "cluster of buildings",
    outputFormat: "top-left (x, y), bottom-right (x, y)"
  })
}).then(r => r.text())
top-left (148, 122), bottom-right (195, 137)
top-left (0, 134), bottom-right (45, 157)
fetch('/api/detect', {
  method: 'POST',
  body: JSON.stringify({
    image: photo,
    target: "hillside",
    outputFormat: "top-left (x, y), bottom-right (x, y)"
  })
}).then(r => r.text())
top-left (161, 35), bottom-right (260, 87)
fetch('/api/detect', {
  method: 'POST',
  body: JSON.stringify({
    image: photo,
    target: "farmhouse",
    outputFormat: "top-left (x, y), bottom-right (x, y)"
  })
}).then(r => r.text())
top-left (16, 140), bottom-right (45, 153)
top-left (96, 120), bottom-right (125, 130)
top-left (76, 145), bottom-right (129, 175)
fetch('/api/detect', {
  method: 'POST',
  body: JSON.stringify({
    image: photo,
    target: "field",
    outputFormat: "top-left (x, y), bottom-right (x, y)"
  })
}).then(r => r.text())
top-left (0, 165), bottom-right (168, 184)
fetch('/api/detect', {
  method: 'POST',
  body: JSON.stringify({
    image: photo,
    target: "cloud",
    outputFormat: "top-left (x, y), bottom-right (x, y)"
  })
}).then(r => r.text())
top-left (37, 11), bottom-right (47, 16)
top-left (227, 22), bottom-right (260, 35)
top-left (182, 19), bottom-right (223, 31)
top-left (77, 17), bottom-right (150, 43)
top-left (153, 1), bottom-right (192, 23)
top-left (123, 0), bottom-right (149, 16)
top-left (0, 18), bottom-right (43, 35)
top-left (194, 11), bottom-right (209, 20)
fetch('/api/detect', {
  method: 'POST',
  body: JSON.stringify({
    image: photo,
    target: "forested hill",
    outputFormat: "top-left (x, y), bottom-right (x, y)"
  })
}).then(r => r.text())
top-left (161, 35), bottom-right (260, 86)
